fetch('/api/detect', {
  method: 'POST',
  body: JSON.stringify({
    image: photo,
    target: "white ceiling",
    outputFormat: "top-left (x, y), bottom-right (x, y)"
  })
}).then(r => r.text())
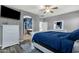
top-left (7, 5), bottom-right (79, 18)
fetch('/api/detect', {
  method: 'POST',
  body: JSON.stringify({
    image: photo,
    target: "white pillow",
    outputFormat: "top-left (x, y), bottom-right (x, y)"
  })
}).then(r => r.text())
top-left (76, 40), bottom-right (79, 42)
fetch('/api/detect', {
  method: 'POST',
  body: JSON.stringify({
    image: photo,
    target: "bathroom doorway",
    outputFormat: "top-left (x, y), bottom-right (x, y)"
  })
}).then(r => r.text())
top-left (23, 16), bottom-right (32, 42)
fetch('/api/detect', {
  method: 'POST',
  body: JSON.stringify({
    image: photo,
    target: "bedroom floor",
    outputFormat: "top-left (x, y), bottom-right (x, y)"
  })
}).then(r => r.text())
top-left (0, 34), bottom-right (78, 53)
top-left (0, 41), bottom-right (41, 53)
top-left (0, 34), bottom-right (41, 53)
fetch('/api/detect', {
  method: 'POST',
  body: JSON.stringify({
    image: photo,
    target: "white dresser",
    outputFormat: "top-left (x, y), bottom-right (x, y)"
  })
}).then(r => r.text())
top-left (0, 25), bottom-right (20, 49)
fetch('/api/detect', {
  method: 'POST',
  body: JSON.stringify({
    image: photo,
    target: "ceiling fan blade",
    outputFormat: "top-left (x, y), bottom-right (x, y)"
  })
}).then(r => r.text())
top-left (43, 11), bottom-right (46, 14)
top-left (52, 7), bottom-right (58, 9)
top-left (40, 9), bottom-right (46, 11)
top-left (50, 11), bottom-right (54, 13)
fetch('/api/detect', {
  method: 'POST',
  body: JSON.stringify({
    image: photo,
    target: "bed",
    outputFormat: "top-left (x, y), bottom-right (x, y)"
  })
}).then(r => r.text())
top-left (32, 29), bottom-right (79, 53)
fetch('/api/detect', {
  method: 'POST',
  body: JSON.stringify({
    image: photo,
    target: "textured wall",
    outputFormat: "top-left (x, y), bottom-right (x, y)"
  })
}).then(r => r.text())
top-left (45, 11), bottom-right (79, 32)
top-left (0, 17), bottom-right (20, 25)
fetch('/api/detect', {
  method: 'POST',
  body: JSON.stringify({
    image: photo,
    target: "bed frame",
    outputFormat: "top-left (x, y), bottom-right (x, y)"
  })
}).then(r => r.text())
top-left (33, 41), bottom-right (79, 53)
top-left (33, 42), bottom-right (54, 53)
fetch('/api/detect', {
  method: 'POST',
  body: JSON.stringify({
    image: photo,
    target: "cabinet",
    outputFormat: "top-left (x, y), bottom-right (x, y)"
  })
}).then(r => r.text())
top-left (0, 25), bottom-right (19, 49)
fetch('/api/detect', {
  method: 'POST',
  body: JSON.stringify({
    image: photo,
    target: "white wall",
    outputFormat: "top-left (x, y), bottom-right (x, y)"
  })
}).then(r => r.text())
top-left (0, 17), bottom-right (20, 25)
top-left (45, 11), bottom-right (79, 32)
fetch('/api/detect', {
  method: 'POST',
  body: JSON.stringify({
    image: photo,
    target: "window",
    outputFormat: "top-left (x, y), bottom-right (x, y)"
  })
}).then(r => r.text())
top-left (39, 22), bottom-right (48, 31)
top-left (53, 20), bottom-right (64, 30)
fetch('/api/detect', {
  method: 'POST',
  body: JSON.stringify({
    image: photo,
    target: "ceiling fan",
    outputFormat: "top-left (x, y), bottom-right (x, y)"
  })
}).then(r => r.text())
top-left (40, 5), bottom-right (58, 14)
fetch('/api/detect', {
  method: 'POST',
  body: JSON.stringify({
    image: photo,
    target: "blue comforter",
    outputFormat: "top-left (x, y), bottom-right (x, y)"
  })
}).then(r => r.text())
top-left (32, 31), bottom-right (74, 53)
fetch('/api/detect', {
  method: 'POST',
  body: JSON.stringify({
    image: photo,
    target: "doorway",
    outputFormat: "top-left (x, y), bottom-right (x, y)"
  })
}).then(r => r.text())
top-left (23, 16), bottom-right (32, 42)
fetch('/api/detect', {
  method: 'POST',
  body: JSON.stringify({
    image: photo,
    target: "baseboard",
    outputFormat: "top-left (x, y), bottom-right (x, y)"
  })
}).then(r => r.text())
top-left (19, 40), bottom-right (24, 43)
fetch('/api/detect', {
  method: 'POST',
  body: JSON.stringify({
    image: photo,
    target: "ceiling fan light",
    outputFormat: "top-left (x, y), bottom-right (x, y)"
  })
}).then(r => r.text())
top-left (40, 5), bottom-right (58, 14)
top-left (46, 9), bottom-right (50, 12)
